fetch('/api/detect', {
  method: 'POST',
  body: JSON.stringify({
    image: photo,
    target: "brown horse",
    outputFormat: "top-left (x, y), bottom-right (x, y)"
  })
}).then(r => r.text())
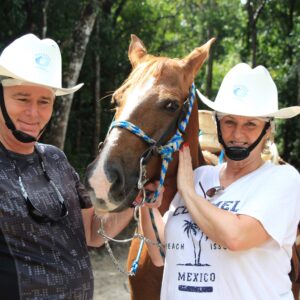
top-left (292, 225), bottom-right (300, 300)
top-left (85, 35), bottom-right (214, 299)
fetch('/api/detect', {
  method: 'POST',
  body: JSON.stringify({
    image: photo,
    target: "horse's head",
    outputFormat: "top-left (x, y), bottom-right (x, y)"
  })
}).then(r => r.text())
top-left (86, 34), bottom-right (214, 212)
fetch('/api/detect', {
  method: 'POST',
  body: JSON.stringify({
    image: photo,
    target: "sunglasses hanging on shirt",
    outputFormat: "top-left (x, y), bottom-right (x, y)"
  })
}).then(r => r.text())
top-left (199, 181), bottom-right (224, 200)
top-left (0, 142), bottom-right (68, 224)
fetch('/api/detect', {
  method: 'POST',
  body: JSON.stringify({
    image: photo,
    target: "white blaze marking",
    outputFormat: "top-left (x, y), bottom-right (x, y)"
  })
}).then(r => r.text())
top-left (118, 76), bottom-right (155, 120)
top-left (88, 77), bottom-right (155, 206)
top-left (88, 144), bottom-right (111, 200)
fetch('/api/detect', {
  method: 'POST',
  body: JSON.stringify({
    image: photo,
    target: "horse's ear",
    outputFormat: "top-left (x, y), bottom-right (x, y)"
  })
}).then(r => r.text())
top-left (128, 34), bottom-right (148, 68)
top-left (182, 38), bottom-right (216, 80)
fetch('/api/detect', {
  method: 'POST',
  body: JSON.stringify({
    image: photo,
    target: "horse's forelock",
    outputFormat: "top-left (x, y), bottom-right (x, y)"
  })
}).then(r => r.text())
top-left (114, 56), bottom-right (181, 101)
top-left (112, 61), bottom-right (155, 104)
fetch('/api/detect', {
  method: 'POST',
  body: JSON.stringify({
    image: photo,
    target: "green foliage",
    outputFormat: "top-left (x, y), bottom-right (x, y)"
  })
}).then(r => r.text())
top-left (0, 0), bottom-right (300, 170)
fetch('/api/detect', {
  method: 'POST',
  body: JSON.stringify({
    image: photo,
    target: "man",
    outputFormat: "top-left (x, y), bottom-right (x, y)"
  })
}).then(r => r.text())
top-left (0, 33), bottom-right (133, 299)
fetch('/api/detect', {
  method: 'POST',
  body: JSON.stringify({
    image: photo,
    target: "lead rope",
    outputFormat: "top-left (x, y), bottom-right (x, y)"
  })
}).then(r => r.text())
top-left (96, 211), bottom-right (164, 276)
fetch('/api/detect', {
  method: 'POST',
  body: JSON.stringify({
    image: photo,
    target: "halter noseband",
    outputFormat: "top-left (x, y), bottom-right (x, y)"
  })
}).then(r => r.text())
top-left (109, 83), bottom-right (196, 204)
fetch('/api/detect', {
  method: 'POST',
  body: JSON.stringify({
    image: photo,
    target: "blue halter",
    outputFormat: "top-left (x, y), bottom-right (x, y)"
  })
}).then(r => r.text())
top-left (102, 83), bottom-right (196, 274)
top-left (110, 83), bottom-right (196, 203)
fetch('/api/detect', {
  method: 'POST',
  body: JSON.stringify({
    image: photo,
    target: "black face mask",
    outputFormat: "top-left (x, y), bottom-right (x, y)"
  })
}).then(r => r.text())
top-left (0, 83), bottom-right (43, 143)
top-left (215, 116), bottom-right (271, 161)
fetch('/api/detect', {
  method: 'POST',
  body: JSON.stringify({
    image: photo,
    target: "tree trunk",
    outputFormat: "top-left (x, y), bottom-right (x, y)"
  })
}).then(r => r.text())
top-left (251, 24), bottom-right (257, 67)
top-left (93, 18), bottom-right (102, 156)
top-left (41, 0), bottom-right (49, 38)
top-left (245, 0), bottom-right (266, 67)
top-left (286, 0), bottom-right (296, 65)
top-left (205, 28), bottom-right (214, 99)
top-left (44, 0), bottom-right (100, 149)
top-left (75, 95), bottom-right (82, 152)
top-left (283, 0), bottom-right (296, 159)
top-left (298, 60), bottom-right (300, 107)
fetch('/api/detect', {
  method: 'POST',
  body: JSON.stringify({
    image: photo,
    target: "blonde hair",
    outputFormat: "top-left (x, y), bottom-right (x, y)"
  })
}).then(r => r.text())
top-left (261, 140), bottom-right (280, 164)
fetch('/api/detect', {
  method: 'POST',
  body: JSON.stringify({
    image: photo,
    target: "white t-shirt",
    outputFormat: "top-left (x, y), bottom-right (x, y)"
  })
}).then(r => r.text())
top-left (161, 162), bottom-right (300, 300)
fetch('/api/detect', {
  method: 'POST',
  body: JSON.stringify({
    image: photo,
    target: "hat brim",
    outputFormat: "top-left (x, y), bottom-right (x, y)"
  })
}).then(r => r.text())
top-left (196, 89), bottom-right (300, 119)
top-left (0, 66), bottom-right (83, 96)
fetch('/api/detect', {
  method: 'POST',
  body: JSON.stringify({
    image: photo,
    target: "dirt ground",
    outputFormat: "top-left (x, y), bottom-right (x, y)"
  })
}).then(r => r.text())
top-left (90, 222), bottom-right (136, 300)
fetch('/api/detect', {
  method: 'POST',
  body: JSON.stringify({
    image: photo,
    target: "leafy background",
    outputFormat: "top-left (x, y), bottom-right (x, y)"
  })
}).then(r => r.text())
top-left (0, 0), bottom-right (299, 174)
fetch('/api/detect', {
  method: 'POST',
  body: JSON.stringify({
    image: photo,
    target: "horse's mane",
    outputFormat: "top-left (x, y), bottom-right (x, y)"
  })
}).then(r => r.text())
top-left (113, 55), bottom-right (181, 102)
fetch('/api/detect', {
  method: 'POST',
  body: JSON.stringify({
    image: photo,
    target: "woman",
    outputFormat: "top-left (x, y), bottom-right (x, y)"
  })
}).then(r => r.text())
top-left (140, 63), bottom-right (300, 300)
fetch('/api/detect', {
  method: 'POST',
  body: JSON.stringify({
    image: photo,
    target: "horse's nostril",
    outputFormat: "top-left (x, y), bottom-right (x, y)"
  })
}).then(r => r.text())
top-left (105, 160), bottom-right (125, 191)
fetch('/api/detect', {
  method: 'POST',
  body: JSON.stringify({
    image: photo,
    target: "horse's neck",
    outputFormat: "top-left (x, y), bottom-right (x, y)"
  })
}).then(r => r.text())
top-left (158, 102), bottom-right (203, 214)
top-left (186, 101), bottom-right (205, 169)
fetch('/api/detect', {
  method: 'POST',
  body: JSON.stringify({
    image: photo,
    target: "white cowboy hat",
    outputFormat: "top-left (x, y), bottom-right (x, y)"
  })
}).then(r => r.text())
top-left (197, 63), bottom-right (300, 119)
top-left (0, 33), bottom-right (83, 96)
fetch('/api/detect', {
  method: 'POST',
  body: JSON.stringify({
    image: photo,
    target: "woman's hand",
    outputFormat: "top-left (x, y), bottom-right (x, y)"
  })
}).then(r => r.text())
top-left (177, 143), bottom-right (196, 200)
top-left (134, 181), bottom-right (164, 208)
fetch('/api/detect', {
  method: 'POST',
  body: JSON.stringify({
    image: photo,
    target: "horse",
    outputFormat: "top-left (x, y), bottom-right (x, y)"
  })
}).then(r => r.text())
top-left (292, 225), bottom-right (300, 300)
top-left (85, 34), bottom-right (214, 299)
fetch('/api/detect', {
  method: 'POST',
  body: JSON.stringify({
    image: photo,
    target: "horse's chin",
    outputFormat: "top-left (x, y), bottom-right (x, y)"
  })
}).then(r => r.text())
top-left (88, 188), bottom-right (137, 213)
top-left (92, 198), bottom-right (120, 212)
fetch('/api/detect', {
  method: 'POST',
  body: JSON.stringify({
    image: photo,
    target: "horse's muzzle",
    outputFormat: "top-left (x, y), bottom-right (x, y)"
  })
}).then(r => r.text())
top-left (85, 157), bottom-right (139, 212)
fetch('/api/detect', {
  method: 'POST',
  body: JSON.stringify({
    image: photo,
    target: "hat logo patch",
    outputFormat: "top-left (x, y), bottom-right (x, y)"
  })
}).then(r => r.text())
top-left (233, 85), bottom-right (248, 98)
top-left (35, 53), bottom-right (50, 68)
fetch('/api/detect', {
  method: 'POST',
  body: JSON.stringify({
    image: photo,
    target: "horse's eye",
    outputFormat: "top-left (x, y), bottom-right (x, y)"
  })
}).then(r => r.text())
top-left (112, 96), bottom-right (120, 108)
top-left (164, 100), bottom-right (179, 112)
